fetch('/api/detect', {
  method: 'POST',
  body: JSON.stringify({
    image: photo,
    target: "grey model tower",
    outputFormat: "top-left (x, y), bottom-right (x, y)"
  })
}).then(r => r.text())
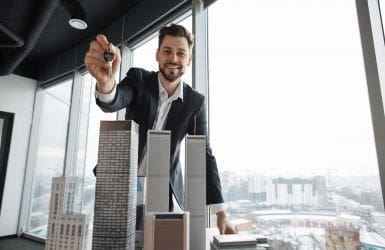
top-left (185, 135), bottom-right (206, 250)
top-left (145, 130), bottom-right (171, 213)
top-left (92, 121), bottom-right (139, 250)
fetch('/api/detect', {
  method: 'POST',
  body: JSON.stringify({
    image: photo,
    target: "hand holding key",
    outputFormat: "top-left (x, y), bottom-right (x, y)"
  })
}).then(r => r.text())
top-left (104, 46), bottom-right (115, 81)
top-left (84, 34), bottom-right (121, 93)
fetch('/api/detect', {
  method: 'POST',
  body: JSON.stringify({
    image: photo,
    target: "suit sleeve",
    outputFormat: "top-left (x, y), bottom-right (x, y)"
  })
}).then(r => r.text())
top-left (194, 97), bottom-right (224, 205)
top-left (96, 68), bottom-right (140, 112)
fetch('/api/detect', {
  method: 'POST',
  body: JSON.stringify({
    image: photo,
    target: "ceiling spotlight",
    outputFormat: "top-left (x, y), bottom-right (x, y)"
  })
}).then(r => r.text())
top-left (63, 0), bottom-right (88, 30)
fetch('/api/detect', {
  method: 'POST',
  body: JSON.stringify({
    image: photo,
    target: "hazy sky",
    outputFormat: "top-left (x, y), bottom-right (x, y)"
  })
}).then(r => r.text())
top-left (208, 0), bottom-right (380, 178)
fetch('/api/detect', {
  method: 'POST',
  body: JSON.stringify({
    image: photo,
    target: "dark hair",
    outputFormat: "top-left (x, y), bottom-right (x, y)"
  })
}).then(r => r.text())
top-left (158, 24), bottom-right (194, 49)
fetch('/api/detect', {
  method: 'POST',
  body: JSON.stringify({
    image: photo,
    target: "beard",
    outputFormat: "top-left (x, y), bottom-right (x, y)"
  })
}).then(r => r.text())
top-left (159, 63), bottom-right (185, 82)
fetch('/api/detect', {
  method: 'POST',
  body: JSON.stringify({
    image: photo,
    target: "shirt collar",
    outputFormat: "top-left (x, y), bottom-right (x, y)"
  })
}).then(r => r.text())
top-left (158, 77), bottom-right (184, 103)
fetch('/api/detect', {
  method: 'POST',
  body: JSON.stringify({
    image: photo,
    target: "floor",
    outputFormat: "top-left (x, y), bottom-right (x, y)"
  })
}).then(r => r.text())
top-left (0, 237), bottom-right (44, 250)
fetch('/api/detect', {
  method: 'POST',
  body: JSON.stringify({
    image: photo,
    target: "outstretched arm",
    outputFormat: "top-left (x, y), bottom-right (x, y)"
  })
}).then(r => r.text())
top-left (84, 34), bottom-right (121, 94)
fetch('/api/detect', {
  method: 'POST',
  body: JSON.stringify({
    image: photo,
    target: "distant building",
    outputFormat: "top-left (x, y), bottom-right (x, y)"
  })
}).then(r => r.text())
top-left (92, 121), bottom-right (138, 249)
top-left (254, 211), bottom-right (361, 229)
top-left (45, 177), bottom-right (89, 250)
top-left (264, 176), bottom-right (327, 208)
top-left (325, 226), bottom-right (360, 249)
top-left (144, 212), bottom-right (189, 250)
top-left (220, 171), bottom-right (237, 193)
top-left (247, 174), bottom-right (267, 202)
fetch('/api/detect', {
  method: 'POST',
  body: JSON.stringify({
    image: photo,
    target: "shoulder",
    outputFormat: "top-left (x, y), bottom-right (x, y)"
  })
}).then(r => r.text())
top-left (183, 82), bottom-right (204, 101)
top-left (126, 67), bottom-right (158, 82)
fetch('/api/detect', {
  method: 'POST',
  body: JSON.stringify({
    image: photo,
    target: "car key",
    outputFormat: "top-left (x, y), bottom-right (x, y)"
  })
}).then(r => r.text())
top-left (103, 44), bottom-right (115, 80)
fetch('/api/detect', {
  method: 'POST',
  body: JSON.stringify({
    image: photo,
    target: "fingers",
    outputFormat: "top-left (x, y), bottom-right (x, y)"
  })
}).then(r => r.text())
top-left (225, 225), bottom-right (236, 234)
top-left (84, 34), bottom-right (122, 82)
top-left (96, 34), bottom-right (110, 51)
top-left (85, 50), bottom-right (107, 69)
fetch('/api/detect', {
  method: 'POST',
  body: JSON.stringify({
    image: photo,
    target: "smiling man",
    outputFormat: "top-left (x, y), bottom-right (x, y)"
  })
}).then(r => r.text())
top-left (84, 24), bottom-right (235, 234)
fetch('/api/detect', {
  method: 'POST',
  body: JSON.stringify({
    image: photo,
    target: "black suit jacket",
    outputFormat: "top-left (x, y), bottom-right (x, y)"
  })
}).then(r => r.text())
top-left (96, 67), bottom-right (224, 208)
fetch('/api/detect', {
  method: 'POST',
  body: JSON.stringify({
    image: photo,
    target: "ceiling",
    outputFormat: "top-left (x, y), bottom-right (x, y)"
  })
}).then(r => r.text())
top-left (0, 0), bottom-right (142, 79)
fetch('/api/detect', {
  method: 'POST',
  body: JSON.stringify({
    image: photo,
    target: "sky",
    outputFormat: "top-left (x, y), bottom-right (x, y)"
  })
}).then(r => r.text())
top-left (208, 0), bottom-right (380, 178)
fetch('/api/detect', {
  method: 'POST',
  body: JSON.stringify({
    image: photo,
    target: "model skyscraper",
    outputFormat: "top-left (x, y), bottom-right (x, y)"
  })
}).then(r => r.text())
top-left (143, 212), bottom-right (189, 250)
top-left (45, 177), bottom-right (89, 250)
top-left (92, 121), bottom-right (138, 249)
top-left (185, 135), bottom-right (206, 250)
top-left (145, 130), bottom-right (171, 213)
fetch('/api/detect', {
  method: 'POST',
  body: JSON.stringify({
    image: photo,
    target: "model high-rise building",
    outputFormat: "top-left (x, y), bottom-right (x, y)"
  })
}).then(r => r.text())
top-left (145, 130), bottom-right (171, 213)
top-left (45, 177), bottom-right (89, 250)
top-left (143, 212), bottom-right (189, 250)
top-left (185, 135), bottom-right (206, 250)
top-left (92, 121), bottom-right (138, 249)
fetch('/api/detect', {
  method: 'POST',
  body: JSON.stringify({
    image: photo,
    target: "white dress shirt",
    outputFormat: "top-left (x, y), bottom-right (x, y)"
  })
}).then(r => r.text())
top-left (95, 77), bottom-right (225, 214)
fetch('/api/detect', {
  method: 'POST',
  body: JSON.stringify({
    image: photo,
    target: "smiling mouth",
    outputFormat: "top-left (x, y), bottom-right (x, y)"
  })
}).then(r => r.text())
top-left (166, 64), bottom-right (181, 69)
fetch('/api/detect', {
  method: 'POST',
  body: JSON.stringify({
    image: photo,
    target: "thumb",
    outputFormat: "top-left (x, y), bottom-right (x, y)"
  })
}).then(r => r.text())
top-left (217, 220), bottom-right (225, 234)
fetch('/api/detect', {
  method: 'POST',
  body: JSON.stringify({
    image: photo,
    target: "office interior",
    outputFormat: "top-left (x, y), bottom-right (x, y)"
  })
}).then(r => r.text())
top-left (1, 0), bottom-right (385, 249)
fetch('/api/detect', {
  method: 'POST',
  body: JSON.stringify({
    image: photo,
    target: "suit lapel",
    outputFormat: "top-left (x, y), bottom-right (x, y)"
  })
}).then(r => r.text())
top-left (147, 73), bottom-right (159, 129)
top-left (165, 83), bottom-right (189, 131)
top-left (165, 99), bottom-right (184, 131)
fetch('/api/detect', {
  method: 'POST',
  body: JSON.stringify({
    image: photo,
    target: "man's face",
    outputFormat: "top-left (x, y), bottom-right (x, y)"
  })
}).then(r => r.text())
top-left (156, 35), bottom-right (192, 83)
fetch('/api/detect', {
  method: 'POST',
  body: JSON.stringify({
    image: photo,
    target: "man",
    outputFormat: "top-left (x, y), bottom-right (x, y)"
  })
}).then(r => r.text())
top-left (84, 24), bottom-right (235, 234)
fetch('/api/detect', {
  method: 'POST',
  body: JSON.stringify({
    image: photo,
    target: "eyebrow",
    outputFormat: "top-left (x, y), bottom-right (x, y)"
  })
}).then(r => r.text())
top-left (161, 46), bottom-right (187, 52)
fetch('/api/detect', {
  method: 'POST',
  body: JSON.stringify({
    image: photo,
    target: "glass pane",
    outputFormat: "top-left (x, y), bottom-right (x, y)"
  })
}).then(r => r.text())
top-left (77, 72), bottom-right (117, 248)
top-left (208, 0), bottom-right (384, 247)
top-left (46, 79), bottom-right (73, 104)
top-left (28, 81), bottom-right (72, 237)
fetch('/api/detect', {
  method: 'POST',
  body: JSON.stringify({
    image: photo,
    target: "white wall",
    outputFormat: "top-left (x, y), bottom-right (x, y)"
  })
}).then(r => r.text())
top-left (0, 74), bottom-right (36, 236)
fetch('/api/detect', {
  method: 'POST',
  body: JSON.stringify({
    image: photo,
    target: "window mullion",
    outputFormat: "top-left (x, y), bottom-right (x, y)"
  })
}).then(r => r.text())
top-left (64, 72), bottom-right (83, 177)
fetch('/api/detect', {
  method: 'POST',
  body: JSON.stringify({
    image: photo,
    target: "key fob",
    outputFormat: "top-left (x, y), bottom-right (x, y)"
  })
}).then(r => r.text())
top-left (104, 52), bottom-right (114, 62)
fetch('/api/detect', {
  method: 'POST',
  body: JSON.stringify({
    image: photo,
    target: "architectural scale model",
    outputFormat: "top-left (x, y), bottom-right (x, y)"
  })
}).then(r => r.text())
top-left (143, 212), bottom-right (189, 250)
top-left (92, 120), bottom-right (139, 250)
top-left (185, 135), bottom-right (206, 250)
top-left (145, 130), bottom-right (171, 213)
top-left (45, 177), bottom-right (89, 250)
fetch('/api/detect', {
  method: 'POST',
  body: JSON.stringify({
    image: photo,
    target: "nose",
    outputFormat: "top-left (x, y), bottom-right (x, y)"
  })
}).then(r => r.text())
top-left (169, 52), bottom-right (178, 63)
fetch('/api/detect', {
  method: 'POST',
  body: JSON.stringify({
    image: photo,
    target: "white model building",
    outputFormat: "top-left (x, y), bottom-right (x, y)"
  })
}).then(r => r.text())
top-left (45, 177), bottom-right (89, 250)
top-left (145, 130), bottom-right (171, 213)
top-left (92, 120), bottom-right (138, 249)
top-left (143, 212), bottom-right (189, 250)
top-left (185, 135), bottom-right (206, 250)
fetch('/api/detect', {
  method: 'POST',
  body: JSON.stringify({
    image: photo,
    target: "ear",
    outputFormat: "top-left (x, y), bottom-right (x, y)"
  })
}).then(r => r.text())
top-left (187, 53), bottom-right (192, 66)
top-left (155, 48), bottom-right (160, 63)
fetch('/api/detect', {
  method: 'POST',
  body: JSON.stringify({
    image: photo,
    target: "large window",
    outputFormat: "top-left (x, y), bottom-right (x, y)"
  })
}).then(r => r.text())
top-left (208, 0), bottom-right (385, 248)
top-left (77, 72), bottom-right (117, 244)
top-left (28, 79), bottom-right (73, 236)
top-left (26, 70), bottom-right (119, 240)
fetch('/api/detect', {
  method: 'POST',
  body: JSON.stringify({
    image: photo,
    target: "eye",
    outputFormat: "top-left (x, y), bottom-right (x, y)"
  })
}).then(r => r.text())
top-left (162, 50), bottom-right (171, 55)
top-left (177, 52), bottom-right (186, 58)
